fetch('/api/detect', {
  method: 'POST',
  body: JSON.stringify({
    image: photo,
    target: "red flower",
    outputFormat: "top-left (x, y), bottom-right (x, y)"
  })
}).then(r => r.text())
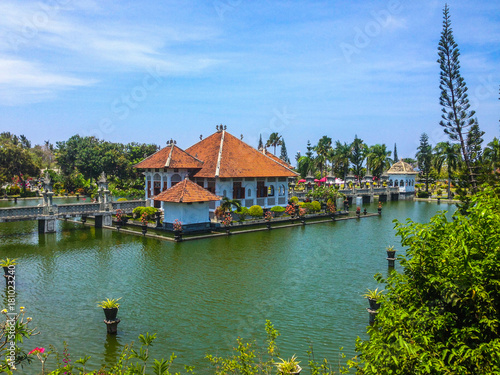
top-left (28, 347), bottom-right (45, 355)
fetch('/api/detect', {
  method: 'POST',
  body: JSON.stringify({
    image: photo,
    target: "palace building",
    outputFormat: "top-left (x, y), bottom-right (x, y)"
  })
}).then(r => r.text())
top-left (386, 159), bottom-right (418, 200)
top-left (134, 127), bottom-right (298, 231)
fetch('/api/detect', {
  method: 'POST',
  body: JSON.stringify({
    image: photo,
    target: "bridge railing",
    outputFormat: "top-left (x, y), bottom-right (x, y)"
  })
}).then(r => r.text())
top-left (112, 200), bottom-right (146, 214)
top-left (57, 203), bottom-right (102, 215)
top-left (0, 206), bottom-right (44, 219)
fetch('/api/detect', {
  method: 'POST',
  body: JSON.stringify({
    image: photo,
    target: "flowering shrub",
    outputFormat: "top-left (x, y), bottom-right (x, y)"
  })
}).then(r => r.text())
top-left (285, 204), bottom-right (296, 216)
top-left (326, 201), bottom-right (336, 213)
top-left (248, 205), bottom-right (263, 218)
top-left (299, 207), bottom-right (307, 217)
top-left (264, 211), bottom-right (273, 221)
top-left (115, 209), bottom-right (124, 222)
top-left (222, 213), bottom-right (232, 226)
top-left (141, 212), bottom-right (148, 225)
top-left (173, 219), bottom-right (182, 232)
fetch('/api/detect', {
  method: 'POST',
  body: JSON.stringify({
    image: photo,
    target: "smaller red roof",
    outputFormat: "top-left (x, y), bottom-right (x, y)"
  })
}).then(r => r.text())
top-left (154, 178), bottom-right (221, 203)
top-left (134, 144), bottom-right (203, 169)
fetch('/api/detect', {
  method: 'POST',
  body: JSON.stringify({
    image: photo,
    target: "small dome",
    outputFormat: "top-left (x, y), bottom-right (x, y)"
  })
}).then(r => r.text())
top-left (386, 159), bottom-right (418, 174)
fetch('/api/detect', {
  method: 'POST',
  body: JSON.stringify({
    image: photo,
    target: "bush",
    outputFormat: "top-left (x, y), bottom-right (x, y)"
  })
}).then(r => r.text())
top-left (290, 196), bottom-right (299, 204)
top-left (132, 206), bottom-right (158, 220)
top-left (117, 197), bottom-right (128, 201)
top-left (417, 191), bottom-right (430, 198)
top-left (6, 185), bottom-right (20, 195)
top-left (311, 201), bottom-right (321, 212)
top-left (270, 206), bottom-right (285, 213)
top-left (248, 205), bottom-right (263, 217)
top-left (20, 190), bottom-right (37, 198)
top-left (302, 202), bottom-right (313, 212)
top-left (235, 206), bottom-right (250, 216)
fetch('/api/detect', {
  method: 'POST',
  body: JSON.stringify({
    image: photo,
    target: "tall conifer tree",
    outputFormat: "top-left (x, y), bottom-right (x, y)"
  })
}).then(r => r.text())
top-left (393, 143), bottom-right (398, 163)
top-left (438, 4), bottom-right (477, 191)
top-left (258, 134), bottom-right (263, 150)
top-left (416, 133), bottom-right (432, 193)
top-left (280, 138), bottom-right (290, 164)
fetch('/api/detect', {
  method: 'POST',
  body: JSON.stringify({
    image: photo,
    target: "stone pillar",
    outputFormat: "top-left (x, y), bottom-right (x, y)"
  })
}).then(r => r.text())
top-left (103, 213), bottom-right (112, 227)
top-left (38, 217), bottom-right (56, 234)
top-left (95, 215), bottom-right (103, 228)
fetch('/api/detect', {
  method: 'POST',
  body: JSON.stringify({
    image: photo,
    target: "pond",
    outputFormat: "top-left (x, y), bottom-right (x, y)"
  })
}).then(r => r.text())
top-left (0, 199), bottom-right (455, 374)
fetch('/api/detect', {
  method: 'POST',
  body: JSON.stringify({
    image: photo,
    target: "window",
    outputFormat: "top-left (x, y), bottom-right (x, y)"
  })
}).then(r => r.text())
top-left (171, 174), bottom-right (182, 187)
top-left (268, 185), bottom-right (275, 197)
top-left (389, 180), bottom-right (393, 187)
top-left (207, 179), bottom-right (216, 194)
top-left (257, 180), bottom-right (267, 198)
top-left (223, 190), bottom-right (227, 197)
top-left (395, 180), bottom-right (399, 187)
top-left (400, 180), bottom-right (404, 187)
top-left (233, 182), bottom-right (245, 199)
top-left (279, 184), bottom-right (286, 196)
top-left (248, 189), bottom-right (252, 197)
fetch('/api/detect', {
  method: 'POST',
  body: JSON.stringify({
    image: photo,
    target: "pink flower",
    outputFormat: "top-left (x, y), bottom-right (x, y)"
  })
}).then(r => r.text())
top-left (28, 347), bottom-right (45, 355)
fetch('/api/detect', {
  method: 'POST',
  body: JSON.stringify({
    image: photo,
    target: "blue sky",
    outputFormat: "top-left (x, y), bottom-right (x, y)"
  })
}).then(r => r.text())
top-left (0, 0), bottom-right (499, 163)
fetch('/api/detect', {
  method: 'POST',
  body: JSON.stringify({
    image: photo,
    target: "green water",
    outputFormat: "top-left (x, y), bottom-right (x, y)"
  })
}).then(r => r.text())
top-left (0, 200), bottom-right (455, 374)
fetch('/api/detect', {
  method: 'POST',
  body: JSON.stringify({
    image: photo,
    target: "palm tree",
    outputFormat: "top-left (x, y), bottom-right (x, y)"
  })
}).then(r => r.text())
top-left (266, 133), bottom-right (282, 155)
top-left (484, 137), bottom-right (500, 172)
top-left (314, 136), bottom-right (332, 178)
top-left (367, 144), bottom-right (392, 179)
top-left (331, 141), bottom-right (351, 182)
top-left (434, 141), bottom-right (461, 199)
top-left (219, 197), bottom-right (241, 212)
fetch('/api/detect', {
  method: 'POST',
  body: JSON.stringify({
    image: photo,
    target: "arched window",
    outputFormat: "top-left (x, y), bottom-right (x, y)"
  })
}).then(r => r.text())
top-left (268, 185), bottom-right (275, 196)
top-left (394, 180), bottom-right (399, 187)
top-left (223, 190), bottom-right (227, 197)
top-left (400, 180), bottom-right (404, 187)
top-left (388, 179), bottom-right (393, 187)
top-left (171, 174), bottom-right (181, 187)
top-left (248, 189), bottom-right (252, 197)
top-left (279, 184), bottom-right (286, 196)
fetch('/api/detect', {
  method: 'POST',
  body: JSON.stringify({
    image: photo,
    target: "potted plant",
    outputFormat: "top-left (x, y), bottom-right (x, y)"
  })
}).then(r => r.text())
top-left (378, 201), bottom-right (382, 215)
top-left (141, 212), bottom-right (148, 235)
top-left (97, 297), bottom-right (122, 321)
top-left (299, 207), bottom-right (306, 225)
top-left (356, 206), bottom-right (361, 217)
top-left (285, 204), bottom-right (296, 223)
top-left (173, 219), bottom-right (183, 241)
top-left (386, 245), bottom-right (396, 258)
top-left (0, 258), bottom-right (17, 275)
top-left (275, 355), bottom-right (302, 375)
top-left (363, 288), bottom-right (383, 310)
top-left (222, 213), bottom-right (232, 235)
top-left (115, 209), bottom-right (124, 229)
top-left (264, 211), bottom-right (273, 229)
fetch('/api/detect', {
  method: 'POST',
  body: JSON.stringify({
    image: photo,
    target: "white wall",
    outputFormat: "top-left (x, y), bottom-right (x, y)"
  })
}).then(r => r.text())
top-left (163, 201), bottom-right (211, 224)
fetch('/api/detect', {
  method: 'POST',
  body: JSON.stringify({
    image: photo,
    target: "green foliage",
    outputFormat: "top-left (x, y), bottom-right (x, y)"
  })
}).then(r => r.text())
top-left (248, 205), bottom-right (263, 218)
top-left (310, 201), bottom-right (321, 212)
top-left (235, 206), bottom-right (250, 216)
top-left (290, 196), bottom-right (299, 204)
top-left (117, 197), bottom-right (128, 201)
top-left (132, 206), bottom-right (157, 220)
top-left (352, 185), bottom-right (500, 374)
top-left (275, 354), bottom-right (301, 374)
top-left (417, 191), bottom-right (430, 198)
top-left (0, 258), bottom-right (17, 267)
top-left (97, 297), bottom-right (122, 309)
top-left (306, 185), bottom-right (342, 203)
top-left (270, 206), bottom-right (286, 213)
top-left (416, 133), bottom-right (433, 192)
top-left (362, 288), bottom-right (383, 301)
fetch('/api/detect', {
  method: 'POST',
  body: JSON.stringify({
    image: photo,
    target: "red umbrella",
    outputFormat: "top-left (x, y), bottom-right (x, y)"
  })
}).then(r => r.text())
top-left (298, 179), bottom-right (306, 183)
top-left (314, 179), bottom-right (319, 182)
top-left (319, 177), bottom-right (327, 182)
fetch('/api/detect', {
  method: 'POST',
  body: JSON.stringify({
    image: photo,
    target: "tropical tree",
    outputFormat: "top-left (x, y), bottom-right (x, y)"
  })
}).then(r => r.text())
top-left (266, 132), bottom-right (282, 155)
top-left (483, 137), bottom-right (500, 172)
top-left (296, 141), bottom-right (315, 178)
top-left (331, 141), bottom-right (351, 182)
top-left (433, 141), bottom-right (461, 199)
top-left (416, 133), bottom-right (432, 193)
top-left (314, 136), bottom-right (332, 178)
top-left (219, 197), bottom-right (241, 212)
top-left (350, 135), bottom-right (368, 183)
top-left (0, 135), bottom-right (40, 192)
top-left (352, 186), bottom-right (500, 374)
top-left (438, 4), bottom-right (477, 192)
top-left (280, 138), bottom-right (290, 164)
top-left (366, 144), bottom-right (392, 180)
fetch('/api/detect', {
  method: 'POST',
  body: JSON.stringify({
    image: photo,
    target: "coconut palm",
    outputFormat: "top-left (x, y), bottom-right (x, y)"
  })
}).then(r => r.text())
top-left (266, 133), bottom-right (282, 155)
top-left (433, 141), bottom-right (461, 199)
top-left (219, 197), bottom-right (241, 212)
top-left (367, 144), bottom-right (392, 179)
top-left (331, 141), bottom-right (351, 182)
top-left (484, 137), bottom-right (500, 172)
top-left (314, 136), bottom-right (332, 178)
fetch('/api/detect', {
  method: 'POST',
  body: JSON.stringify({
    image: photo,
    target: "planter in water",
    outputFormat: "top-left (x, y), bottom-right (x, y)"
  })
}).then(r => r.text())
top-left (386, 246), bottom-right (396, 259)
top-left (103, 307), bottom-right (118, 321)
top-left (368, 298), bottom-right (381, 310)
top-left (142, 225), bottom-right (148, 235)
top-left (174, 230), bottom-right (183, 241)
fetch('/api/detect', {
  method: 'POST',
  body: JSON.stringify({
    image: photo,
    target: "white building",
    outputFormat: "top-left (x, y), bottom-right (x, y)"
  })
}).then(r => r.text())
top-left (134, 128), bottom-right (298, 225)
top-left (386, 159), bottom-right (418, 200)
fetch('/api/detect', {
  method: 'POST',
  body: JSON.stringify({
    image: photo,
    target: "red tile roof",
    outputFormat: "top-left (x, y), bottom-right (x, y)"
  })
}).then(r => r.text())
top-left (154, 178), bottom-right (221, 203)
top-left (262, 149), bottom-right (294, 170)
top-left (186, 131), bottom-right (298, 178)
top-left (134, 144), bottom-right (203, 169)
